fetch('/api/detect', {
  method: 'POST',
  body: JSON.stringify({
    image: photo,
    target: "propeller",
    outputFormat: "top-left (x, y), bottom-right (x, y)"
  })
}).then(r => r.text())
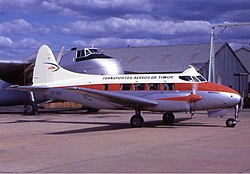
top-left (239, 92), bottom-right (244, 110)
top-left (56, 46), bottom-right (64, 63)
top-left (185, 83), bottom-right (202, 115)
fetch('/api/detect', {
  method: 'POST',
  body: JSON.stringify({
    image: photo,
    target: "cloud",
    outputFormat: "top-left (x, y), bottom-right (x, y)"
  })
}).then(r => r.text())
top-left (0, 36), bottom-right (13, 48)
top-left (0, 19), bottom-right (32, 35)
top-left (61, 17), bottom-right (211, 40)
top-left (152, 0), bottom-right (250, 22)
top-left (0, 0), bottom-right (38, 13)
top-left (0, 0), bottom-right (250, 59)
top-left (56, 0), bottom-right (153, 18)
top-left (17, 38), bottom-right (42, 49)
top-left (72, 37), bottom-right (177, 49)
top-left (0, 35), bottom-right (43, 59)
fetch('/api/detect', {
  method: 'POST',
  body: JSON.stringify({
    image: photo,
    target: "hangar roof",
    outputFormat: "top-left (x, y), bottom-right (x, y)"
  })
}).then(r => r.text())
top-left (235, 46), bottom-right (250, 77)
top-left (103, 43), bottom-right (224, 73)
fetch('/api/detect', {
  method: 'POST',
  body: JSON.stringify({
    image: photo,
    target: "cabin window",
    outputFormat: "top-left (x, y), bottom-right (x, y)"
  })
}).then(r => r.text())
top-left (179, 76), bottom-right (193, 82)
top-left (135, 83), bottom-right (145, 90)
top-left (162, 83), bottom-right (174, 90)
top-left (103, 84), bottom-right (109, 91)
top-left (196, 75), bottom-right (207, 82)
top-left (121, 84), bottom-right (132, 90)
top-left (149, 83), bottom-right (160, 90)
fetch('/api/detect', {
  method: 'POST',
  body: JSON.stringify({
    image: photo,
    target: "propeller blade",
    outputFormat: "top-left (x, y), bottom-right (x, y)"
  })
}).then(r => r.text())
top-left (240, 96), bottom-right (244, 110)
top-left (192, 83), bottom-right (198, 94)
top-left (56, 46), bottom-right (64, 63)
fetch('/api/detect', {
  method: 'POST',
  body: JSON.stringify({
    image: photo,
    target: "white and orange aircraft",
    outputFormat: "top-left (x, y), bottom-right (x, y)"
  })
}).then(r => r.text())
top-left (10, 45), bottom-right (242, 127)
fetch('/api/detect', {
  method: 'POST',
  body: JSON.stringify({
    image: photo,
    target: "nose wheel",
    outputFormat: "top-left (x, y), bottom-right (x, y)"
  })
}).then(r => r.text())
top-left (226, 118), bottom-right (237, 127)
top-left (226, 104), bottom-right (240, 128)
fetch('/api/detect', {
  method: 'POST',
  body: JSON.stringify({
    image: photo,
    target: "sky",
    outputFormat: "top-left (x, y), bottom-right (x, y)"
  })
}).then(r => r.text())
top-left (0, 0), bottom-right (250, 60)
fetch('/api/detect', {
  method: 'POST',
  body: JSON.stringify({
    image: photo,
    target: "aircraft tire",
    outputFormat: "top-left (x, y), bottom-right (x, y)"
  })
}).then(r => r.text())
top-left (226, 118), bottom-right (236, 128)
top-left (162, 112), bottom-right (175, 125)
top-left (130, 115), bottom-right (144, 128)
top-left (24, 103), bottom-right (38, 115)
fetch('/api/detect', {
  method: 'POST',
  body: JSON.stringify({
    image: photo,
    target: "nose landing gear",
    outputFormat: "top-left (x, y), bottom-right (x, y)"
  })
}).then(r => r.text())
top-left (226, 104), bottom-right (239, 128)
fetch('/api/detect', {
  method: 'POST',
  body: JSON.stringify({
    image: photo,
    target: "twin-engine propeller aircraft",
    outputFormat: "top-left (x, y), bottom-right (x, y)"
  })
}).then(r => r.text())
top-left (9, 45), bottom-right (242, 127)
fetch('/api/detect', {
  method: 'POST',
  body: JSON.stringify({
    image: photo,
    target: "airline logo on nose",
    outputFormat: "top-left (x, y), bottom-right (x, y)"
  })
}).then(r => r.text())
top-left (45, 62), bottom-right (60, 72)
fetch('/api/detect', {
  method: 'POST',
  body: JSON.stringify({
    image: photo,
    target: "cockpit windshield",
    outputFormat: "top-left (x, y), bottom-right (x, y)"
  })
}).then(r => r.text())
top-left (179, 75), bottom-right (207, 82)
top-left (179, 76), bottom-right (193, 82)
top-left (89, 48), bottom-right (102, 55)
top-left (77, 48), bottom-right (102, 58)
top-left (192, 76), bottom-right (200, 82)
top-left (196, 75), bottom-right (207, 82)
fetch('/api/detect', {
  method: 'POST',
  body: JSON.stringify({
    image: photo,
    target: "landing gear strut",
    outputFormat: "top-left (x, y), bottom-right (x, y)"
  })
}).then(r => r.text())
top-left (226, 104), bottom-right (239, 128)
top-left (24, 92), bottom-right (38, 115)
top-left (130, 109), bottom-right (144, 127)
top-left (162, 112), bottom-right (175, 125)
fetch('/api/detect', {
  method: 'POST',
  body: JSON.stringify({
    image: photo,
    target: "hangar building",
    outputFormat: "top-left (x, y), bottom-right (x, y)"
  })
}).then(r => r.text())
top-left (235, 47), bottom-right (250, 97)
top-left (104, 42), bottom-right (248, 97)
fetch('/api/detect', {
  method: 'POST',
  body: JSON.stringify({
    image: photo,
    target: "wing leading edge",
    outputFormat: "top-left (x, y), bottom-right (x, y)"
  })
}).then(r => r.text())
top-left (8, 85), bottom-right (158, 109)
top-left (65, 87), bottom-right (158, 108)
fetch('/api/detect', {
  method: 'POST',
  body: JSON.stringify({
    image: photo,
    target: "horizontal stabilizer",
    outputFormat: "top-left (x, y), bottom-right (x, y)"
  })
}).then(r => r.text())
top-left (8, 85), bottom-right (49, 92)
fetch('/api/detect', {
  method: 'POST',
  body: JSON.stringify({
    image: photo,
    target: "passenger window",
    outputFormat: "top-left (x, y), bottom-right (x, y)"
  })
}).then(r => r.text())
top-left (121, 84), bottom-right (132, 90)
top-left (135, 84), bottom-right (145, 90)
top-left (162, 83), bottom-right (174, 90)
top-left (149, 83), bottom-right (160, 90)
top-left (103, 84), bottom-right (109, 91)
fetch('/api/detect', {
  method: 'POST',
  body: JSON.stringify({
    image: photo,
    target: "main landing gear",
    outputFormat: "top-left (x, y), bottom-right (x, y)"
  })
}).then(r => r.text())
top-left (130, 109), bottom-right (144, 127)
top-left (129, 109), bottom-right (175, 127)
top-left (23, 92), bottom-right (38, 115)
top-left (162, 112), bottom-right (175, 125)
top-left (226, 104), bottom-right (240, 128)
top-left (24, 102), bottom-right (38, 115)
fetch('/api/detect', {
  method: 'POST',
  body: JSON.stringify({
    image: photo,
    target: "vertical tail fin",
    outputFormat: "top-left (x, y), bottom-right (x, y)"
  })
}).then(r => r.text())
top-left (33, 45), bottom-right (59, 85)
top-left (33, 45), bottom-right (83, 86)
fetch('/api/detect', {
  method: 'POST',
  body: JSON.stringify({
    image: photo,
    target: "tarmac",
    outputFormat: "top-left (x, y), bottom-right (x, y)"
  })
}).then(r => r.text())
top-left (0, 106), bottom-right (250, 173)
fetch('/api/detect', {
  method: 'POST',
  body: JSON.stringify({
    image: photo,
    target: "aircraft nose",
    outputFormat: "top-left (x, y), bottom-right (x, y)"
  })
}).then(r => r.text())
top-left (229, 92), bottom-right (241, 105)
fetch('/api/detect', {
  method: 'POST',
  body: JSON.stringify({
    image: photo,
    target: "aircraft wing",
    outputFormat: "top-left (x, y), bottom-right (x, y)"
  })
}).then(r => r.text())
top-left (9, 85), bottom-right (158, 108)
top-left (65, 87), bottom-right (158, 108)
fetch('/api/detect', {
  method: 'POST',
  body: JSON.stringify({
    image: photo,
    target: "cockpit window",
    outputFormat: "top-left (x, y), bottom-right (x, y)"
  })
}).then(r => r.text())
top-left (179, 76), bottom-right (193, 82)
top-left (196, 75), bottom-right (207, 82)
top-left (192, 76), bottom-right (200, 82)
top-left (89, 48), bottom-right (102, 54)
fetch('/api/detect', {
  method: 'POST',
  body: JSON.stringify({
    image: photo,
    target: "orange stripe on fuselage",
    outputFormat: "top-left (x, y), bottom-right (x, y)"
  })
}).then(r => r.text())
top-left (175, 82), bottom-right (239, 95)
top-left (59, 82), bottom-right (239, 95)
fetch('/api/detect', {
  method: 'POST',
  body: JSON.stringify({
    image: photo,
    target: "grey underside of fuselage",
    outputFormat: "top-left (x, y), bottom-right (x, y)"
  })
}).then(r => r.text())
top-left (43, 89), bottom-right (234, 112)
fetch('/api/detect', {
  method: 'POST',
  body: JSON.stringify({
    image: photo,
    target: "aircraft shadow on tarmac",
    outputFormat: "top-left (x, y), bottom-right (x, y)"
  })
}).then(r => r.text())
top-left (0, 117), bottom-right (224, 135)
